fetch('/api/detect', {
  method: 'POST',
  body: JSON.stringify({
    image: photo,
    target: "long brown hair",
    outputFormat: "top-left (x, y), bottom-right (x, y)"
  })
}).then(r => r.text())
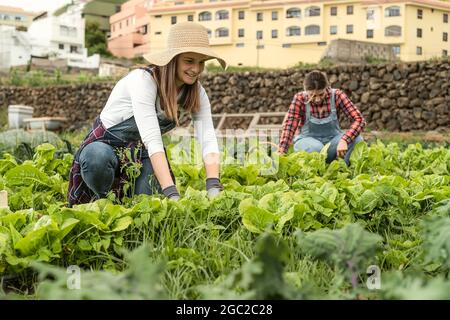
top-left (150, 56), bottom-right (201, 125)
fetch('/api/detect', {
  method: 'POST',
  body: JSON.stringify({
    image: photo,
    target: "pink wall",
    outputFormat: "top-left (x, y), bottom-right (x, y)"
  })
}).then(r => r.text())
top-left (108, 0), bottom-right (155, 58)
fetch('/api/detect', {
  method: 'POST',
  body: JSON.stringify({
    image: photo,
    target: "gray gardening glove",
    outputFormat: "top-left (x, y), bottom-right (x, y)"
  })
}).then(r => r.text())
top-left (162, 185), bottom-right (180, 201)
top-left (206, 178), bottom-right (223, 199)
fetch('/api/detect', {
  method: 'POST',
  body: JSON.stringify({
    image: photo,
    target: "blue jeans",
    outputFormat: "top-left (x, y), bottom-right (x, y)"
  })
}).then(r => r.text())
top-left (78, 141), bottom-right (157, 198)
top-left (293, 134), bottom-right (364, 165)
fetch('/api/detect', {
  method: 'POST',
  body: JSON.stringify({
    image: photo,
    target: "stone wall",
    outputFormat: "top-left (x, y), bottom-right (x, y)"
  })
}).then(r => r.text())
top-left (0, 60), bottom-right (449, 132)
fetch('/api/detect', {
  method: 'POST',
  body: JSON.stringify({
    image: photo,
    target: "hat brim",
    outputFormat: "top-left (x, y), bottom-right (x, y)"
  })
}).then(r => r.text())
top-left (143, 47), bottom-right (227, 70)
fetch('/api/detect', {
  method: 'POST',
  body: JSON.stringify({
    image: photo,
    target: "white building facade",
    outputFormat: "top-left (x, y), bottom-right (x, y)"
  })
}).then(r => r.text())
top-left (0, 25), bottom-right (31, 70)
top-left (28, 3), bottom-right (99, 69)
top-left (0, 1), bottom-right (99, 70)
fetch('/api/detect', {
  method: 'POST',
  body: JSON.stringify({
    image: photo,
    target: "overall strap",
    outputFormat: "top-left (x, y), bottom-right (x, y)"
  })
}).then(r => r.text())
top-left (303, 92), bottom-right (311, 120)
top-left (330, 89), bottom-right (337, 113)
top-left (141, 65), bottom-right (155, 74)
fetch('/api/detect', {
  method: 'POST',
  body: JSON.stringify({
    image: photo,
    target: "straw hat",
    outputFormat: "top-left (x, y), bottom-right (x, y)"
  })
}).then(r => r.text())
top-left (143, 22), bottom-right (227, 69)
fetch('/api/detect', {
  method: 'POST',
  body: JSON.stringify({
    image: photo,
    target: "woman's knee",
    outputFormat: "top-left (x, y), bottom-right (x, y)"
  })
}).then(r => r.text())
top-left (79, 142), bottom-right (118, 172)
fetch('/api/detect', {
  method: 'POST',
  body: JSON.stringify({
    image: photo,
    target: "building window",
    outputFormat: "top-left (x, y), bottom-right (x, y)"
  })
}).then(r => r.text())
top-left (171, 16), bottom-right (177, 24)
top-left (385, 25), bottom-right (402, 37)
top-left (318, 41), bottom-right (327, 46)
top-left (155, 31), bottom-right (162, 35)
top-left (155, 15), bottom-right (162, 18)
top-left (305, 25), bottom-right (320, 35)
top-left (330, 25), bottom-right (337, 35)
top-left (126, 19), bottom-right (129, 26)
top-left (58, 43), bottom-right (64, 50)
top-left (257, 44), bottom-right (264, 49)
top-left (444, 13), bottom-right (448, 23)
top-left (286, 26), bottom-right (301, 36)
top-left (141, 25), bottom-right (148, 34)
top-left (417, 9), bottom-right (423, 19)
top-left (257, 12), bottom-right (263, 21)
top-left (70, 45), bottom-right (78, 53)
top-left (216, 10), bottom-right (229, 20)
top-left (199, 11), bottom-right (212, 21)
top-left (282, 44), bottom-right (291, 48)
top-left (256, 30), bottom-right (263, 39)
top-left (443, 49), bottom-right (448, 57)
top-left (238, 28), bottom-right (244, 37)
top-left (347, 5), bottom-right (354, 15)
top-left (416, 46), bottom-right (422, 55)
top-left (367, 8), bottom-right (375, 20)
top-left (417, 28), bottom-right (422, 38)
top-left (346, 24), bottom-right (353, 34)
top-left (330, 7), bottom-right (337, 16)
top-left (236, 43), bottom-right (244, 48)
top-left (187, 15), bottom-right (193, 21)
top-left (385, 6), bottom-right (400, 17)
top-left (392, 45), bottom-right (400, 56)
top-left (60, 25), bottom-right (77, 37)
top-left (15, 16), bottom-right (22, 21)
top-left (444, 32), bottom-right (448, 42)
top-left (238, 11), bottom-right (245, 19)
top-left (305, 6), bottom-right (320, 17)
top-left (272, 29), bottom-right (278, 38)
top-left (215, 27), bottom-right (229, 37)
top-left (367, 29), bottom-right (374, 38)
top-left (272, 11), bottom-right (278, 20)
top-left (286, 8), bottom-right (301, 18)
top-left (207, 29), bottom-right (211, 38)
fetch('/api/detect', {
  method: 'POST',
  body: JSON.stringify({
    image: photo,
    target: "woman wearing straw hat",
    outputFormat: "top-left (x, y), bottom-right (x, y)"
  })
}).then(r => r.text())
top-left (67, 22), bottom-right (226, 206)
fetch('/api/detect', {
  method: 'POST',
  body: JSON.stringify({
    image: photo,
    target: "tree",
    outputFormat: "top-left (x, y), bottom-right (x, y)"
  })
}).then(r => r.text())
top-left (85, 21), bottom-right (112, 57)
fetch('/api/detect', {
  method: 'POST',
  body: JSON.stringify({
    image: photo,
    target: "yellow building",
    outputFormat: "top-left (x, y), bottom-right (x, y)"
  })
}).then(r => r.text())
top-left (147, 0), bottom-right (450, 68)
top-left (0, 5), bottom-right (39, 30)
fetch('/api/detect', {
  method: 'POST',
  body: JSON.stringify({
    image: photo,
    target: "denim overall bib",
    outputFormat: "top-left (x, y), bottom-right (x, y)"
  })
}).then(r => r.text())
top-left (293, 89), bottom-right (363, 164)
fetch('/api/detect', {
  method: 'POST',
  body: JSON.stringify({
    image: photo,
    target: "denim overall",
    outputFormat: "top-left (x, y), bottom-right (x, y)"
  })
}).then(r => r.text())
top-left (76, 85), bottom-right (186, 201)
top-left (293, 89), bottom-right (363, 165)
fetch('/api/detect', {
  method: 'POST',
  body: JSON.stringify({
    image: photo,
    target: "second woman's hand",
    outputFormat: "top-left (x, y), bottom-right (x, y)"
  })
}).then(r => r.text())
top-left (336, 139), bottom-right (348, 158)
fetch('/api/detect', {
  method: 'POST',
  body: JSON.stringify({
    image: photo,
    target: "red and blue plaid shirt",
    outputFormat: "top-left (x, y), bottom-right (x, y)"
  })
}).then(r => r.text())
top-left (278, 87), bottom-right (366, 154)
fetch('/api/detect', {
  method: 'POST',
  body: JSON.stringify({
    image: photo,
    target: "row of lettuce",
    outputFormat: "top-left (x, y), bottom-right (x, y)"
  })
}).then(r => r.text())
top-left (0, 141), bottom-right (449, 299)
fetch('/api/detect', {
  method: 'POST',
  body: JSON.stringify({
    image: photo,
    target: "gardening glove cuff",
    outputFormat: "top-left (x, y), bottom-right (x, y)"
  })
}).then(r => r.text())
top-left (206, 178), bottom-right (223, 191)
top-left (206, 178), bottom-right (223, 199)
top-left (162, 185), bottom-right (180, 200)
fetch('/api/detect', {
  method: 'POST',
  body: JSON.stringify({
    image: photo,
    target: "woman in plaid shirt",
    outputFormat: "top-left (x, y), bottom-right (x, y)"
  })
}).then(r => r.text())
top-left (278, 70), bottom-right (366, 164)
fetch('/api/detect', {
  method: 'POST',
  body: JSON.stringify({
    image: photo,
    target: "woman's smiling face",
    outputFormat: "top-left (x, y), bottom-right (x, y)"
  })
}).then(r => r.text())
top-left (175, 52), bottom-right (209, 87)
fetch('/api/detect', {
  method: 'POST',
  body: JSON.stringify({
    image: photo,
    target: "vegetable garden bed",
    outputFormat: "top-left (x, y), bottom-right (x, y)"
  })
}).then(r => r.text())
top-left (0, 140), bottom-right (449, 299)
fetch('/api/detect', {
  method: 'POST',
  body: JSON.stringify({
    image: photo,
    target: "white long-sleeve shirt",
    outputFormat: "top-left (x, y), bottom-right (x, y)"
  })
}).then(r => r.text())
top-left (100, 69), bottom-right (219, 158)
